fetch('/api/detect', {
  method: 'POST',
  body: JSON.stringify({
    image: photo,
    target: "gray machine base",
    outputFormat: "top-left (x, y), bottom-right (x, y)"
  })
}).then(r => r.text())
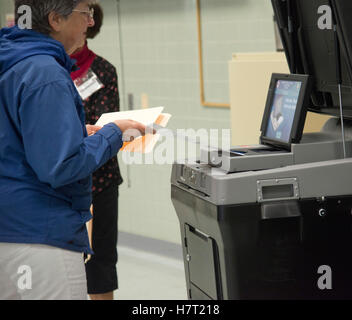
top-left (171, 119), bottom-right (352, 299)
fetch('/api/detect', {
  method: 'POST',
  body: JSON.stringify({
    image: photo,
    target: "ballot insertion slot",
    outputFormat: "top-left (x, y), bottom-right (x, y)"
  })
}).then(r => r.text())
top-left (230, 147), bottom-right (289, 157)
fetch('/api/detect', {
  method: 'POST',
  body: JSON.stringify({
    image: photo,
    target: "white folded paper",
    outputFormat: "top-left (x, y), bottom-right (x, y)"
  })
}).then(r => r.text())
top-left (95, 106), bottom-right (164, 127)
top-left (95, 107), bottom-right (172, 153)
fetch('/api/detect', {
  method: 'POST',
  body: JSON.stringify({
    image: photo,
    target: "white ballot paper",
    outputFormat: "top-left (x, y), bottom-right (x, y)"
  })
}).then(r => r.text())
top-left (95, 107), bottom-right (171, 153)
top-left (95, 106), bottom-right (164, 127)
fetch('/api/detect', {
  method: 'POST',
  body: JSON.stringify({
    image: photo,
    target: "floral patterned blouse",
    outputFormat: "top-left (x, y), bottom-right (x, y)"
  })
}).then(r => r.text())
top-left (83, 55), bottom-right (123, 196)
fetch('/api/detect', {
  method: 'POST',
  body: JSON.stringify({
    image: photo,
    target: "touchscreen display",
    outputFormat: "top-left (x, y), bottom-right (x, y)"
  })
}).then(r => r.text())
top-left (265, 80), bottom-right (302, 142)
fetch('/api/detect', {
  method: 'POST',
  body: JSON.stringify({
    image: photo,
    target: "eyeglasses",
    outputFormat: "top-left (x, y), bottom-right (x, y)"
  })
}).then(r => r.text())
top-left (72, 8), bottom-right (94, 21)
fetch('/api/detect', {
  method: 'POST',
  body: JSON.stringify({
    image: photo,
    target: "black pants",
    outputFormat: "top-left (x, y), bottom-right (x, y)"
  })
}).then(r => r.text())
top-left (85, 185), bottom-right (119, 294)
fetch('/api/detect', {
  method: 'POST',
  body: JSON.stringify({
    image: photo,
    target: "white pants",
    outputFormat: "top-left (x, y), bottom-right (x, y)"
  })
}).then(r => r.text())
top-left (0, 243), bottom-right (87, 300)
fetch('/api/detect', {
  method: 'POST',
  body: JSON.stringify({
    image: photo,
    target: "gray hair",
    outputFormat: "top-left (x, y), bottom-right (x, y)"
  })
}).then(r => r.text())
top-left (14, 0), bottom-right (87, 34)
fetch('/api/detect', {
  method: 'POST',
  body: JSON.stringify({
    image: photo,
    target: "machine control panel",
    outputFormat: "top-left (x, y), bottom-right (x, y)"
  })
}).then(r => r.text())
top-left (178, 164), bottom-right (208, 191)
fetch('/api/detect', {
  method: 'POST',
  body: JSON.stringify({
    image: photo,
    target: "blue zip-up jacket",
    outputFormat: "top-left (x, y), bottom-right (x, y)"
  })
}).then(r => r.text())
top-left (0, 26), bottom-right (123, 254)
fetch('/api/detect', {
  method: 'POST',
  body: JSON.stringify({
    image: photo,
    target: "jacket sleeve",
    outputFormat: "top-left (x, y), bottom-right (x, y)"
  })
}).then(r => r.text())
top-left (19, 80), bottom-right (123, 189)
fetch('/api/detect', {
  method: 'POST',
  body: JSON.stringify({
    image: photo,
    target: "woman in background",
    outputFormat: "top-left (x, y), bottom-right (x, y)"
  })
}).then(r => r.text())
top-left (70, 3), bottom-right (122, 300)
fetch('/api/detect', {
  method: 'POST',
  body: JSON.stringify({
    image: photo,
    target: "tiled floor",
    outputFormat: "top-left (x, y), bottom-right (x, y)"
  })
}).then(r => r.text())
top-left (112, 233), bottom-right (188, 300)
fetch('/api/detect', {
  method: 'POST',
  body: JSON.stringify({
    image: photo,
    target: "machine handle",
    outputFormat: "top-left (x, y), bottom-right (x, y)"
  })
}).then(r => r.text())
top-left (257, 178), bottom-right (299, 202)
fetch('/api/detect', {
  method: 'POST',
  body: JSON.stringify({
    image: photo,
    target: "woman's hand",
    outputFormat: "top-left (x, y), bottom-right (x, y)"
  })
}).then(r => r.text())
top-left (113, 119), bottom-right (153, 142)
top-left (87, 120), bottom-right (154, 141)
top-left (86, 125), bottom-right (102, 136)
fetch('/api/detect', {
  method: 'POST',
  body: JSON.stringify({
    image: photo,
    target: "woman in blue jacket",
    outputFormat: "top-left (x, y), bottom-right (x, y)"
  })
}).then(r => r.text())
top-left (0, 0), bottom-right (146, 300)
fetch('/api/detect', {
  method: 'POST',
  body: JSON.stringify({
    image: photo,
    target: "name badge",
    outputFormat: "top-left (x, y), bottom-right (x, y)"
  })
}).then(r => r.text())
top-left (74, 70), bottom-right (104, 101)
